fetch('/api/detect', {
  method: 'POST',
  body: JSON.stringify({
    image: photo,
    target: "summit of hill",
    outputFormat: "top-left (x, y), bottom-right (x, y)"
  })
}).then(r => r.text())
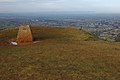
top-left (0, 26), bottom-right (120, 80)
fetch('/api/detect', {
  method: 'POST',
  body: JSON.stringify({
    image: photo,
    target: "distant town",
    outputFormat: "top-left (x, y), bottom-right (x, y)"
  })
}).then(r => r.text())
top-left (0, 14), bottom-right (120, 42)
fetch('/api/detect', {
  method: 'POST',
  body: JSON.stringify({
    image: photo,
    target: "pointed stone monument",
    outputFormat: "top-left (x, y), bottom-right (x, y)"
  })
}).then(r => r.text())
top-left (16, 25), bottom-right (33, 44)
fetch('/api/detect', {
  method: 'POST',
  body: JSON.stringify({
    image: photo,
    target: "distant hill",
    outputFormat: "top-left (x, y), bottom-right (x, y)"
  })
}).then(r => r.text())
top-left (0, 27), bottom-right (120, 80)
top-left (0, 18), bottom-right (18, 29)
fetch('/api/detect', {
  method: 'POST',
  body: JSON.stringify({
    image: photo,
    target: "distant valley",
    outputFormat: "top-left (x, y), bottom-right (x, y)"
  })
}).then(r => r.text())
top-left (0, 14), bottom-right (120, 42)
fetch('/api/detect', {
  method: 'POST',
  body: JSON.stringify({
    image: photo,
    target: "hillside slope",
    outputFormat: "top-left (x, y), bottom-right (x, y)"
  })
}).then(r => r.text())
top-left (0, 27), bottom-right (120, 80)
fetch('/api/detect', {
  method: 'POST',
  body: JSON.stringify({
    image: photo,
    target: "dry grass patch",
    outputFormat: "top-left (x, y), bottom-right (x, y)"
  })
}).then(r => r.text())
top-left (0, 26), bottom-right (120, 80)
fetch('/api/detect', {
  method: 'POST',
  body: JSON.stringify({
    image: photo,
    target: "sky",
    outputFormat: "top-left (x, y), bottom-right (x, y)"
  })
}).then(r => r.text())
top-left (0, 0), bottom-right (120, 13)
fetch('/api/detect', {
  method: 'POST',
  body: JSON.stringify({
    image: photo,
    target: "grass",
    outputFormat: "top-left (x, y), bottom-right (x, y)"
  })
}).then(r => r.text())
top-left (0, 26), bottom-right (120, 80)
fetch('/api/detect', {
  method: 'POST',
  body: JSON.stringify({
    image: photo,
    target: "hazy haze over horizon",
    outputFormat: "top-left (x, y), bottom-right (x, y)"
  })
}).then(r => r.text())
top-left (0, 0), bottom-right (120, 13)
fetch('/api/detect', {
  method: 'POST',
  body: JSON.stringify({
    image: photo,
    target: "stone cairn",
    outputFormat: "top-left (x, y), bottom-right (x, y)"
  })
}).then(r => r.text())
top-left (16, 25), bottom-right (33, 44)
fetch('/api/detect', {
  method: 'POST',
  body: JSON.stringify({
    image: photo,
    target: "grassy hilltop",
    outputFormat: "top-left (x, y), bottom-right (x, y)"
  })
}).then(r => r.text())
top-left (0, 27), bottom-right (120, 80)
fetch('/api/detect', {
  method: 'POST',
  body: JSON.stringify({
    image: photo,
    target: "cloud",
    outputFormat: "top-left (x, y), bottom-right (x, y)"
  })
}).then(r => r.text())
top-left (0, 0), bottom-right (17, 3)
top-left (0, 0), bottom-right (57, 3)
top-left (0, 0), bottom-right (60, 13)
top-left (0, 0), bottom-right (120, 13)
top-left (0, 0), bottom-right (58, 6)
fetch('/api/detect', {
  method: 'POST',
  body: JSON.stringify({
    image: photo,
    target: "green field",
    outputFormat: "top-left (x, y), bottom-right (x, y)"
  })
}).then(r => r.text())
top-left (0, 27), bottom-right (120, 80)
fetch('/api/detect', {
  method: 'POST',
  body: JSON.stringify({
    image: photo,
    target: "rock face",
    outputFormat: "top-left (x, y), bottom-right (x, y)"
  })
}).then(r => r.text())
top-left (16, 25), bottom-right (33, 43)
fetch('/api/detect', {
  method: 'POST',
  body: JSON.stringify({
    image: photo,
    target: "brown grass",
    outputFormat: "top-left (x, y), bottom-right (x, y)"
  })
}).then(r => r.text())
top-left (0, 26), bottom-right (120, 80)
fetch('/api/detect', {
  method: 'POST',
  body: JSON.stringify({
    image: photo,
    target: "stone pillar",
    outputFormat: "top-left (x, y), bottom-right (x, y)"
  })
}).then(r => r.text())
top-left (16, 25), bottom-right (33, 44)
